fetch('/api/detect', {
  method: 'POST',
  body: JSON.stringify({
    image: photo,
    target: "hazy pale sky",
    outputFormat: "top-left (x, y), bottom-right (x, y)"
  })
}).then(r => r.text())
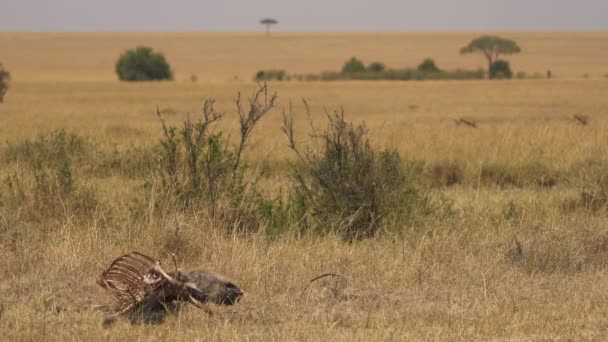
top-left (1, 0), bottom-right (606, 31)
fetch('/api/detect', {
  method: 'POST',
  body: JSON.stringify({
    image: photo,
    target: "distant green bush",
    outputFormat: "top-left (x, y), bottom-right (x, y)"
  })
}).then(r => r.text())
top-left (267, 56), bottom-right (485, 82)
top-left (417, 58), bottom-right (441, 73)
top-left (255, 69), bottom-right (287, 81)
top-left (115, 46), bottom-right (173, 81)
top-left (367, 62), bottom-right (386, 73)
top-left (0, 63), bottom-right (9, 102)
top-left (317, 67), bottom-right (484, 81)
top-left (341, 57), bottom-right (366, 74)
top-left (489, 59), bottom-right (512, 79)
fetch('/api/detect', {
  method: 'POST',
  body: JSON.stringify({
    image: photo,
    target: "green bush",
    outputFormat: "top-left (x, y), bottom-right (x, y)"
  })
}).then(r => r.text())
top-left (115, 46), bottom-right (173, 81)
top-left (282, 104), bottom-right (430, 239)
top-left (150, 84), bottom-right (277, 232)
top-left (417, 58), bottom-right (441, 73)
top-left (367, 62), bottom-right (386, 73)
top-left (255, 69), bottom-right (287, 81)
top-left (489, 59), bottom-right (512, 79)
top-left (0, 63), bottom-right (10, 102)
top-left (341, 57), bottom-right (366, 74)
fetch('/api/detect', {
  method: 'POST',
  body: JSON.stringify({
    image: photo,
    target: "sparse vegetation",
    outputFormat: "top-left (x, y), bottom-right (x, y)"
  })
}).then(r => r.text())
top-left (115, 46), bottom-right (173, 81)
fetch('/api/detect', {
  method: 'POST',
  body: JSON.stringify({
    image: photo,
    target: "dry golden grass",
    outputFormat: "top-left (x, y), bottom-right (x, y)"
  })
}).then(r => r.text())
top-left (1, 32), bottom-right (608, 340)
top-left (2, 31), bottom-right (608, 81)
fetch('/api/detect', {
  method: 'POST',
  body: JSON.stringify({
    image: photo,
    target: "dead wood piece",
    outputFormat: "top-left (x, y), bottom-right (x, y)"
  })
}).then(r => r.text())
top-left (300, 273), bottom-right (348, 299)
top-left (573, 114), bottom-right (589, 125)
top-left (454, 118), bottom-right (478, 128)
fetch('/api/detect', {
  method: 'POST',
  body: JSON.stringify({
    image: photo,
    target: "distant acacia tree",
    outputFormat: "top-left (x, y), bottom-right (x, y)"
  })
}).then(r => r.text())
top-left (460, 35), bottom-right (521, 78)
top-left (260, 18), bottom-right (278, 36)
top-left (0, 63), bottom-right (9, 103)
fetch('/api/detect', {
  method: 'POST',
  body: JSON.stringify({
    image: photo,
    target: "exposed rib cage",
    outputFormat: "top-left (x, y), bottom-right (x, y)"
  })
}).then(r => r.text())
top-left (97, 252), bottom-right (162, 313)
top-left (97, 251), bottom-right (243, 325)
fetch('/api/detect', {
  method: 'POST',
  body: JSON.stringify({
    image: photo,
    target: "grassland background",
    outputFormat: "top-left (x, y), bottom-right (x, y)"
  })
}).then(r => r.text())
top-left (1, 32), bottom-right (608, 340)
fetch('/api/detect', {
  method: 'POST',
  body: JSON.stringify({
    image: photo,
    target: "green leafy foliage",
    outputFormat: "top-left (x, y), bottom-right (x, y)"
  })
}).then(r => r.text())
top-left (255, 69), bottom-right (287, 81)
top-left (417, 58), bottom-right (441, 73)
top-left (367, 62), bottom-right (386, 73)
top-left (489, 59), bottom-right (513, 79)
top-left (341, 57), bottom-right (366, 74)
top-left (115, 46), bottom-right (173, 81)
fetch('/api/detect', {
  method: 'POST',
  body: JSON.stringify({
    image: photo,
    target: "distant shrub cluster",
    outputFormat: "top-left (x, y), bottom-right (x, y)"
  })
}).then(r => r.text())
top-left (115, 46), bottom-right (173, 81)
top-left (255, 69), bottom-right (287, 81)
top-left (255, 57), bottom-right (485, 82)
top-left (0, 63), bottom-right (10, 102)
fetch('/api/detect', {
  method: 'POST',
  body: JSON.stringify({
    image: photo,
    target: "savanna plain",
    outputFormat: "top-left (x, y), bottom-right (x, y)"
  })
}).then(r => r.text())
top-left (1, 32), bottom-right (608, 341)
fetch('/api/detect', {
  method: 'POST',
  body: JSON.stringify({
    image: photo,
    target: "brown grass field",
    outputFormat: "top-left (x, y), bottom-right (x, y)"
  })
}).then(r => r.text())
top-left (1, 32), bottom-right (608, 341)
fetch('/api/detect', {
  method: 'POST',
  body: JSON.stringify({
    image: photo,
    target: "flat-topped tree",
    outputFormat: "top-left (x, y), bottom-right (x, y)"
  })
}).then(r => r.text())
top-left (260, 18), bottom-right (278, 36)
top-left (460, 35), bottom-right (521, 78)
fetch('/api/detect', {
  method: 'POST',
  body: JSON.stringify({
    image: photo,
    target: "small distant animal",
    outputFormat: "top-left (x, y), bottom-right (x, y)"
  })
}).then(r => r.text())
top-left (454, 118), bottom-right (478, 128)
top-left (572, 114), bottom-right (589, 125)
top-left (97, 252), bottom-right (243, 326)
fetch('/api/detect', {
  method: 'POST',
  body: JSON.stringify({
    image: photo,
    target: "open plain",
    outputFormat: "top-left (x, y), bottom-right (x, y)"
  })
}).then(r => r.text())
top-left (1, 32), bottom-right (608, 340)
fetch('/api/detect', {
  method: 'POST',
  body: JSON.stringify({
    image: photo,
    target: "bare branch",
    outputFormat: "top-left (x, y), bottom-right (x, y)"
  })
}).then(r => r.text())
top-left (156, 105), bottom-right (171, 141)
top-left (281, 102), bottom-right (311, 168)
top-left (233, 83), bottom-right (278, 172)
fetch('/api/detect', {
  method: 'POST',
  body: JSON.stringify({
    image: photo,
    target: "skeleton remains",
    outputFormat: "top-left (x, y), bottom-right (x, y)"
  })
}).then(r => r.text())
top-left (97, 251), bottom-right (243, 325)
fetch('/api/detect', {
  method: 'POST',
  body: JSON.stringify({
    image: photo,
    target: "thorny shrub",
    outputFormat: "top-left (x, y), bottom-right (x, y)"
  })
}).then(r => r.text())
top-left (281, 102), bottom-right (432, 239)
